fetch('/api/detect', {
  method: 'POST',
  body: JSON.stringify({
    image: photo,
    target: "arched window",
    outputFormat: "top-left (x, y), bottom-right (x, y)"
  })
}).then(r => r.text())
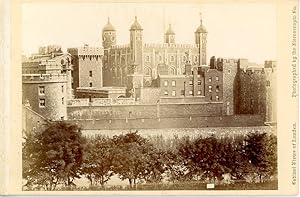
top-left (266, 80), bottom-right (271, 87)
top-left (169, 67), bottom-right (176, 75)
top-left (144, 67), bottom-right (151, 76)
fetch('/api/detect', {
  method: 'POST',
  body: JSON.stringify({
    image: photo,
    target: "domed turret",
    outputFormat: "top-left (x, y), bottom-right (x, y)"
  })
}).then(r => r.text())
top-left (102, 17), bottom-right (116, 49)
top-left (130, 16), bottom-right (143, 31)
top-left (195, 13), bottom-right (207, 33)
top-left (102, 17), bottom-right (115, 32)
top-left (195, 22), bottom-right (207, 33)
top-left (165, 24), bottom-right (175, 44)
top-left (166, 24), bottom-right (175, 34)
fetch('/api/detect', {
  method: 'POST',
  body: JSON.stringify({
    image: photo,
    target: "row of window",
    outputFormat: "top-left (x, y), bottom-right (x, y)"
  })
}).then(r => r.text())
top-left (163, 90), bottom-right (202, 96)
top-left (39, 85), bottom-right (64, 95)
top-left (208, 85), bottom-right (220, 93)
top-left (163, 80), bottom-right (202, 87)
top-left (39, 97), bottom-right (64, 107)
top-left (145, 55), bottom-right (199, 63)
top-left (208, 76), bottom-right (219, 82)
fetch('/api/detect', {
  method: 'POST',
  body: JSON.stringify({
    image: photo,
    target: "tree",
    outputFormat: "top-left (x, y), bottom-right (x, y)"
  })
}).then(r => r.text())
top-left (82, 136), bottom-right (115, 187)
top-left (23, 122), bottom-right (84, 190)
top-left (112, 131), bottom-right (152, 188)
top-left (178, 135), bottom-right (231, 182)
top-left (243, 132), bottom-right (277, 182)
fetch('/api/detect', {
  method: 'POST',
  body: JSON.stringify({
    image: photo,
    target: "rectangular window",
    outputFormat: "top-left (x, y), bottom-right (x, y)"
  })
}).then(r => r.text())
top-left (189, 90), bottom-right (193, 95)
top-left (171, 56), bottom-right (175, 62)
top-left (89, 71), bottom-right (93, 77)
top-left (189, 80), bottom-right (193, 86)
top-left (216, 76), bottom-right (219, 81)
top-left (164, 90), bottom-right (168, 96)
top-left (209, 77), bottom-right (212, 82)
top-left (216, 85), bottom-right (220, 93)
top-left (197, 90), bottom-right (201, 95)
top-left (61, 85), bottom-right (64, 93)
top-left (209, 85), bottom-right (212, 92)
top-left (39, 86), bottom-right (45, 95)
top-left (39, 99), bottom-right (45, 107)
top-left (181, 90), bottom-right (185, 95)
top-left (197, 80), bottom-right (201, 86)
top-left (89, 82), bottom-right (93, 87)
top-left (146, 55), bottom-right (150, 62)
top-left (62, 97), bottom-right (64, 105)
top-left (164, 81), bottom-right (168, 86)
top-left (172, 80), bottom-right (176, 87)
top-left (159, 55), bottom-right (162, 62)
top-left (172, 90), bottom-right (176, 97)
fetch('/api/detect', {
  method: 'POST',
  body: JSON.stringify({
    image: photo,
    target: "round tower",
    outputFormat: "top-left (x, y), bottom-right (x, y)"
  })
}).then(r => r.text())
top-left (165, 24), bottom-right (175, 44)
top-left (22, 74), bottom-right (68, 121)
top-left (102, 17), bottom-right (116, 49)
top-left (195, 13), bottom-right (208, 65)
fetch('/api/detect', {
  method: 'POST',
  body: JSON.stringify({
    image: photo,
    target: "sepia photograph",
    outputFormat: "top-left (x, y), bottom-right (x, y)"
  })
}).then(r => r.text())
top-left (19, 0), bottom-right (283, 193)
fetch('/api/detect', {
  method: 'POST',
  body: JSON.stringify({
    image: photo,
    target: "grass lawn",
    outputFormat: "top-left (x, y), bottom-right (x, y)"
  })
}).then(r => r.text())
top-left (62, 180), bottom-right (278, 191)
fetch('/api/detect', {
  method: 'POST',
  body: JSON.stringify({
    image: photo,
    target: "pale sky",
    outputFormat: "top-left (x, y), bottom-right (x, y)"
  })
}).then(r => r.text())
top-left (22, 2), bottom-right (277, 64)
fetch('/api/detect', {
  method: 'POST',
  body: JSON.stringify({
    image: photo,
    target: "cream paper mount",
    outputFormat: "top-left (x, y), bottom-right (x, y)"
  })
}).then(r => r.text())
top-left (0, 0), bottom-right (298, 195)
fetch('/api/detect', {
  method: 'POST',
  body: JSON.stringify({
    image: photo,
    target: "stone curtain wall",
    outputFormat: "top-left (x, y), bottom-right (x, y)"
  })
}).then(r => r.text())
top-left (64, 114), bottom-right (264, 130)
top-left (67, 102), bottom-right (224, 120)
top-left (22, 105), bottom-right (48, 135)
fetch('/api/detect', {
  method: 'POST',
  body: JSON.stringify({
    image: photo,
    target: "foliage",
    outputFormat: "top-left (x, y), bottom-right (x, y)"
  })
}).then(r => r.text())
top-left (81, 136), bottom-right (115, 187)
top-left (111, 131), bottom-right (153, 187)
top-left (23, 122), bottom-right (84, 190)
top-left (242, 132), bottom-right (277, 182)
top-left (23, 128), bottom-right (278, 190)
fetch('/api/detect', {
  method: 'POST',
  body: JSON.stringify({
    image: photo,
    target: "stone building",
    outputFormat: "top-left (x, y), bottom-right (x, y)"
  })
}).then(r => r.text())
top-left (234, 60), bottom-right (277, 122)
top-left (67, 46), bottom-right (104, 93)
top-left (102, 16), bottom-right (208, 90)
top-left (22, 46), bottom-right (73, 120)
top-left (151, 62), bottom-right (223, 103)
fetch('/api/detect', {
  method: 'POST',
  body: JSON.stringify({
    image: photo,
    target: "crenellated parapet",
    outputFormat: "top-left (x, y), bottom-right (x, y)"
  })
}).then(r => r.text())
top-left (68, 47), bottom-right (104, 56)
top-left (22, 73), bottom-right (67, 83)
top-left (144, 43), bottom-right (199, 49)
top-left (111, 44), bottom-right (130, 49)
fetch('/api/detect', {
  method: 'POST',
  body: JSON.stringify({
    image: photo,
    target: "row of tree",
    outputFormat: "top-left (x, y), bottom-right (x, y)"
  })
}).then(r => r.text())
top-left (23, 122), bottom-right (277, 190)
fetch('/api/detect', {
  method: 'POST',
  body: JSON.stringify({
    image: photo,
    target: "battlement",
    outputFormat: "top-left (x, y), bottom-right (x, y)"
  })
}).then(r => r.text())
top-left (222, 58), bottom-right (239, 64)
top-left (111, 44), bottom-right (130, 49)
top-left (68, 46), bottom-right (104, 56)
top-left (144, 43), bottom-right (199, 49)
top-left (264, 60), bottom-right (276, 69)
top-left (67, 97), bottom-right (136, 107)
top-left (22, 73), bottom-right (67, 82)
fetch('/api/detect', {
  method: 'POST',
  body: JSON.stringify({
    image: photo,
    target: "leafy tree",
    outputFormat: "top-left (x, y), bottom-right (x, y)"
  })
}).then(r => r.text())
top-left (112, 131), bottom-right (153, 188)
top-left (82, 136), bottom-right (115, 187)
top-left (142, 147), bottom-right (166, 183)
top-left (23, 122), bottom-right (84, 190)
top-left (178, 135), bottom-right (231, 182)
top-left (163, 150), bottom-right (191, 183)
top-left (243, 132), bottom-right (277, 182)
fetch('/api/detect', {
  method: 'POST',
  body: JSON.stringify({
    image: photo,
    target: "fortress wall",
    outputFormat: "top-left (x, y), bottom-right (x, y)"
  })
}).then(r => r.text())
top-left (64, 114), bottom-right (265, 130)
top-left (67, 102), bottom-right (226, 120)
